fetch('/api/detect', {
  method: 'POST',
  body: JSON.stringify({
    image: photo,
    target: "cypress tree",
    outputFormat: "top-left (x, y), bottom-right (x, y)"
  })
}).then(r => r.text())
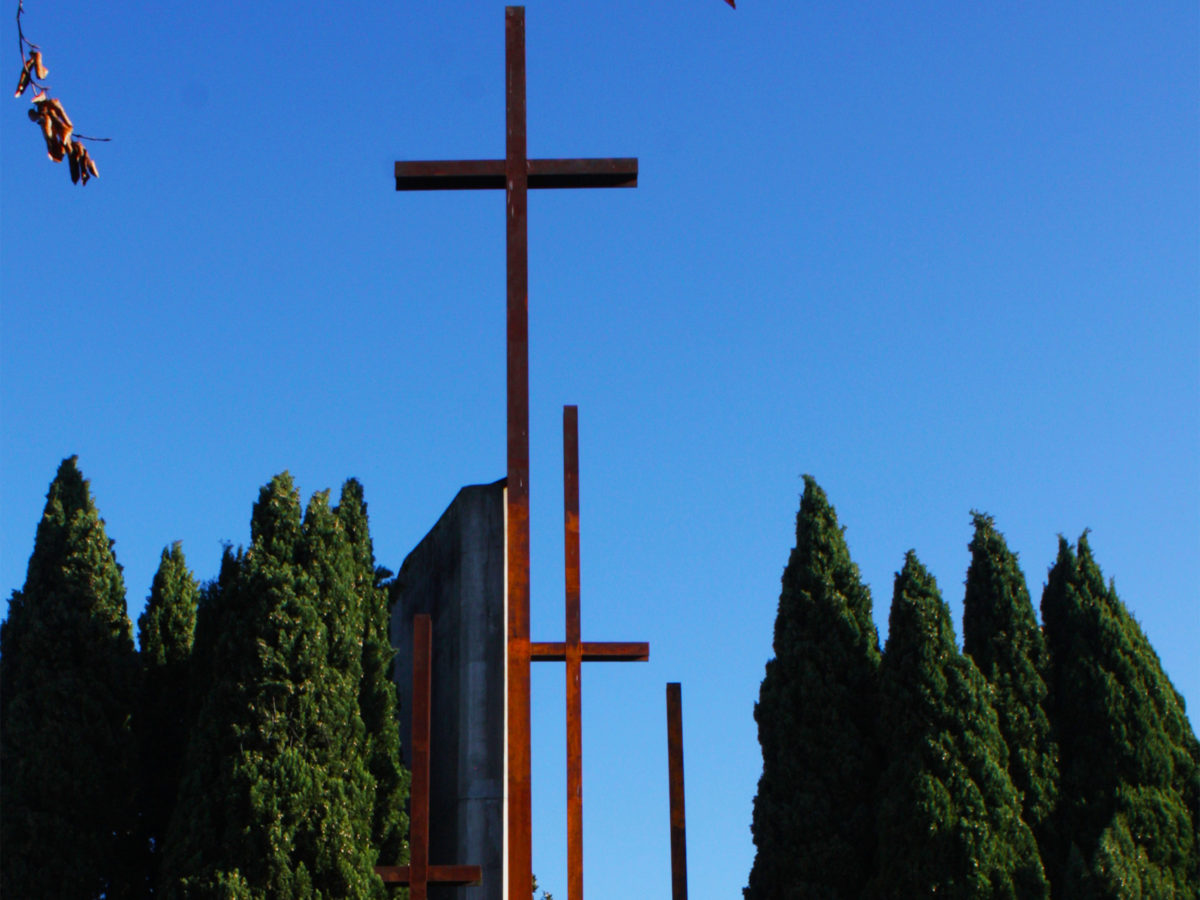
top-left (1, 456), bottom-right (140, 899)
top-left (159, 543), bottom-right (248, 897)
top-left (745, 476), bottom-right (881, 900)
top-left (186, 543), bottom-right (242, 728)
top-left (161, 474), bottom-right (384, 898)
top-left (137, 542), bottom-right (200, 891)
top-left (872, 552), bottom-right (1048, 899)
top-left (962, 513), bottom-right (1058, 857)
top-left (335, 479), bottom-right (409, 867)
top-left (294, 489), bottom-right (385, 897)
top-left (1041, 533), bottom-right (1200, 897)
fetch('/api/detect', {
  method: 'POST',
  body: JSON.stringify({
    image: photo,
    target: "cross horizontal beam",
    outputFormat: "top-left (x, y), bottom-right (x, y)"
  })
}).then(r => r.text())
top-left (376, 866), bottom-right (483, 886)
top-left (530, 641), bottom-right (649, 662)
top-left (395, 158), bottom-right (638, 191)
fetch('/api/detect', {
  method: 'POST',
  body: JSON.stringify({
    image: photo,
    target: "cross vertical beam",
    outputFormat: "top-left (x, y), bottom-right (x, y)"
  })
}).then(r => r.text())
top-left (667, 683), bottom-right (688, 900)
top-left (376, 614), bottom-right (483, 894)
top-left (563, 405), bottom-right (583, 900)
top-left (504, 10), bottom-right (534, 900)
top-left (410, 612), bottom-right (432, 897)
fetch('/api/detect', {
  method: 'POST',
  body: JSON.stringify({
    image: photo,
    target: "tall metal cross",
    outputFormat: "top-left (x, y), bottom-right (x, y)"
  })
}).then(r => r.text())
top-left (376, 614), bottom-right (483, 898)
top-left (393, 9), bottom-right (636, 900)
top-left (529, 406), bottom-right (649, 900)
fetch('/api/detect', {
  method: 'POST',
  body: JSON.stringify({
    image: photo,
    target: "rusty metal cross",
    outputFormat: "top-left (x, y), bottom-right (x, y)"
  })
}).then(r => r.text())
top-left (393, 9), bottom-right (636, 900)
top-left (530, 406), bottom-right (649, 900)
top-left (375, 614), bottom-right (483, 898)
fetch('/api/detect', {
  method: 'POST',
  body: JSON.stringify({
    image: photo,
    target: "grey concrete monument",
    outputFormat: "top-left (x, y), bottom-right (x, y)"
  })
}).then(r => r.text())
top-left (390, 480), bottom-right (507, 900)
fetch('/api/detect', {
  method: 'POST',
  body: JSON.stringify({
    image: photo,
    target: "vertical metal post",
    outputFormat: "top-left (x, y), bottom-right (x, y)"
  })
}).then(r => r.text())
top-left (375, 614), bottom-right (483, 891)
top-left (667, 683), bottom-right (688, 900)
top-left (563, 405), bottom-right (583, 900)
top-left (411, 615), bottom-right (433, 900)
top-left (504, 8), bottom-right (533, 900)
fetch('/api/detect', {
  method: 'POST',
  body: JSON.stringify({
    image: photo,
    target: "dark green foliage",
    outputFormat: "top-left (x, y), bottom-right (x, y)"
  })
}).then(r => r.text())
top-left (138, 542), bottom-right (200, 889)
top-left (160, 474), bottom-right (386, 899)
top-left (140, 543), bottom-right (199, 667)
top-left (335, 479), bottom-right (409, 867)
top-left (187, 543), bottom-right (242, 727)
top-left (745, 476), bottom-right (882, 900)
top-left (872, 552), bottom-right (1048, 899)
top-left (962, 513), bottom-right (1058, 854)
top-left (1, 457), bottom-right (139, 899)
top-left (1041, 533), bottom-right (1200, 897)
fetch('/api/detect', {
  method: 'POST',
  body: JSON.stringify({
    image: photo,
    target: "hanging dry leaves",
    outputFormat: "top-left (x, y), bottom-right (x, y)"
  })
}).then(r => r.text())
top-left (14, 2), bottom-right (105, 186)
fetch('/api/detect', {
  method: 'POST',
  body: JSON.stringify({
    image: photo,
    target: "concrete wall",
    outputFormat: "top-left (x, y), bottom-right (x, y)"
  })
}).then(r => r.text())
top-left (390, 480), bottom-right (506, 900)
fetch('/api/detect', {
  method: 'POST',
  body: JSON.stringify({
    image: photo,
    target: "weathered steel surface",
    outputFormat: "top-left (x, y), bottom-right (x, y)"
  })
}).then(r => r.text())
top-left (396, 158), bottom-right (638, 191)
top-left (667, 683), bottom-right (688, 900)
top-left (504, 12), bottom-right (534, 900)
top-left (376, 614), bottom-right (483, 895)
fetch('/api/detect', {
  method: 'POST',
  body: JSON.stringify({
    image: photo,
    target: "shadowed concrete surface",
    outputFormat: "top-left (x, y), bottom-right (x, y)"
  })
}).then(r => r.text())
top-left (391, 480), bottom-right (507, 900)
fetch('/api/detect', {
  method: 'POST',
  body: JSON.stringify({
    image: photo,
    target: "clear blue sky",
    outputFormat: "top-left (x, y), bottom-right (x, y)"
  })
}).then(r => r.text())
top-left (2, 2), bottom-right (1196, 897)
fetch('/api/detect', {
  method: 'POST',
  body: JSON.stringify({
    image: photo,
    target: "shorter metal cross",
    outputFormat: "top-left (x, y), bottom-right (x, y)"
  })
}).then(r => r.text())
top-left (530, 405), bottom-right (649, 900)
top-left (666, 683), bottom-right (688, 900)
top-left (376, 614), bottom-right (483, 898)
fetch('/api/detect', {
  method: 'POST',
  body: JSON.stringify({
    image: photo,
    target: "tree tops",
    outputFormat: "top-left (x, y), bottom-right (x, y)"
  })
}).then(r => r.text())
top-left (1, 460), bottom-right (408, 899)
top-left (962, 513), bottom-right (1058, 855)
top-left (745, 475), bottom-right (881, 900)
top-left (138, 542), bottom-right (201, 889)
top-left (747, 479), bottom-right (1197, 898)
top-left (1041, 533), bottom-right (1200, 897)
top-left (1, 456), bottom-right (139, 899)
top-left (161, 474), bottom-right (390, 898)
top-left (337, 479), bottom-right (409, 867)
top-left (873, 551), bottom-right (1048, 898)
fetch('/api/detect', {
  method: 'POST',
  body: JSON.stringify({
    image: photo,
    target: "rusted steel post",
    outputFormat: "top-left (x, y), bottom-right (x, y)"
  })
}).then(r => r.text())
top-left (375, 614), bottom-right (483, 891)
top-left (667, 683), bottom-right (688, 900)
top-left (563, 405), bottom-right (584, 900)
top-left (407, 615), bottom-right (433, 900)
top-left (504, 9), bottom-right (533, 900)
